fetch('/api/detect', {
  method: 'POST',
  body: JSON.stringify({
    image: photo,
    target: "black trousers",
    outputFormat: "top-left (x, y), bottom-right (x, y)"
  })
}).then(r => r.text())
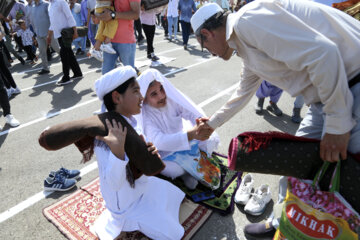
top-left (0, 70), bottom-right (11, 116)
top-left (0, 50), bottom-right (17, 89)
top-left (134, 19), bottom-right (144, 40)
top-left (14, 34), bottom-right (24, 51)
top-left (58, 37), bottom-right (82, 78)
top-left (23, 45), bottom-right (36, 61)
top-left (161, 16), bottom-right (168, 36)
top-left (142, 24), bottom-right (155, 56)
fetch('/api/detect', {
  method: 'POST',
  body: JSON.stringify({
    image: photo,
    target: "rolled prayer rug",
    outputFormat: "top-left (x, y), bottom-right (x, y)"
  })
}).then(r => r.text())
top-left (39, 111), bottom-right (165, 180)
top-left (228, 131), bottom-right (360, 212)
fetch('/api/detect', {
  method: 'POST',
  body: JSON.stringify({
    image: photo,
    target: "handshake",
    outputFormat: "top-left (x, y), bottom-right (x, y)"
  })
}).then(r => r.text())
top-left (187, 117), bottom-right (214, 141)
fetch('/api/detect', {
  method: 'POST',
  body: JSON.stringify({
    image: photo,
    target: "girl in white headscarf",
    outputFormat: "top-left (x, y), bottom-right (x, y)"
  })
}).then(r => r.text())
top-left (136, 68), bottom-right (221, 190)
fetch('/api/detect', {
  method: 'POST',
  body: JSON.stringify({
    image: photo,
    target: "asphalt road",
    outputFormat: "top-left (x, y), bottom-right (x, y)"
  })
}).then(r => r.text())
top-left (0, 28), bottom-right (306, 240)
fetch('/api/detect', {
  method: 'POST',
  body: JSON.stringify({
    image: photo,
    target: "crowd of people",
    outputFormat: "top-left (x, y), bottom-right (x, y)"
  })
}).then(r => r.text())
top-left (1, 0), bottom-right (359, 239)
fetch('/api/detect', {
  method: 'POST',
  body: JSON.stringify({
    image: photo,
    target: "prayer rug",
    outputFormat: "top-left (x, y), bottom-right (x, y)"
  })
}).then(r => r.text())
top-left (43, 178), bottom-right (212, 240)
top-left (167, 152), bottom-right (242, 215)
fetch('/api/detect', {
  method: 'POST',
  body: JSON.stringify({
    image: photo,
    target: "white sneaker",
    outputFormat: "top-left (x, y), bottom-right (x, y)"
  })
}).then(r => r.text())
top-left (244, 184), bottom-right (272, 216)
top-left (235, 173), bottom-right (254, 205)
top-left (12, 87), bottom-right (21, 95)
top-left (90, 49), bottom-right (103, 62)
top-left (5, 114), bottom-right (20, 127)
top-left (100, 43), bottom-right (116, 54)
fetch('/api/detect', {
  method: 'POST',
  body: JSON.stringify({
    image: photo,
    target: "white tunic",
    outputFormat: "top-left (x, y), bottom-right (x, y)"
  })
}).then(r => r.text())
top-left (93, 115), bottom-right (185, 240)
top-left (208, 0), bottom-right (360, 135)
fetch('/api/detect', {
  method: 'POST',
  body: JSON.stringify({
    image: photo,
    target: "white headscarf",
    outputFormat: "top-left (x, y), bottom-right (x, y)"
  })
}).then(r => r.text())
top-left (135, 68), bottom-right (220, 155)
top-left (95, 65), bottom-right (137, 102)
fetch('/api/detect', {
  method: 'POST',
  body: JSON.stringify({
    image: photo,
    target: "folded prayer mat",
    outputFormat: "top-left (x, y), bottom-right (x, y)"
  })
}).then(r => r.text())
top-left (228, 131), bottom-right (360, 213)
top-left (38, 111), bottom-right (165, 185)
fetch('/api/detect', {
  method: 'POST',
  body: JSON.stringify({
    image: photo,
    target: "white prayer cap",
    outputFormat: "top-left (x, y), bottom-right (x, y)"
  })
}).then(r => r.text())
top-left (137, 68), bottom-right (166, 98)
top-left (191, 3), bottom-right (223, 34)
top-left (95, 66), bottom-right (137, 101)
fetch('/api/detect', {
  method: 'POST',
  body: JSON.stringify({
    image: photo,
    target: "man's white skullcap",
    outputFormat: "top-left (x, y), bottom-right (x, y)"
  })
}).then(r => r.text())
top-left (191, 3), bottom-right (223, 34)
top-left (95, 66), bottom-right (137, 101)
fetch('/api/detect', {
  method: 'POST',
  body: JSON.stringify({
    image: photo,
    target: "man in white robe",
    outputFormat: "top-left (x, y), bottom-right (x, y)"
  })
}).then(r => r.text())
top-left (92, 66), bottom-right (185, 240)
top-left (136, 69), bottom-right (220, 190)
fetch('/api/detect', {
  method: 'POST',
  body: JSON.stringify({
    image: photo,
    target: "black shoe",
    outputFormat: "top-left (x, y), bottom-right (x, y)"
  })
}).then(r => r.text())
top-left (184, 44), bottom-right (188, 50)
top-left (70, 74), bottom-right (83, 81)
top-left (151, 54), bottom-right (159, 61)
top-left (76, 49), bottom-right (85, 55)
top-left (137, 37), bottom-right (145, 44)
top-left (266, 102), bottom-right (283, 116)
top-left (56, 76), bottom-right (72, 86)
top-left (19, 57), bottom-right (25, 65)
top-left (255, 97), bottom-right (264, 115)
top-left (291, 107), bottom-right (302, 123)
top-left (244, 222), bottom-right (275, 240)
top-left (38, 69), bottom-right (50, 75)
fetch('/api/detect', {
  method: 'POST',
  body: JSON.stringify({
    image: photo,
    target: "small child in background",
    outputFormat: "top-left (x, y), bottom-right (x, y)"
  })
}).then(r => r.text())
top-left (16, 19), bottom-right (37, 64)
top-left (89, 0), bottom-right (118, 62)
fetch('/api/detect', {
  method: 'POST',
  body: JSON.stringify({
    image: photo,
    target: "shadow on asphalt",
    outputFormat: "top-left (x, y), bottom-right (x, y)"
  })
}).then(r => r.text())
top-left (236, 200), bottom-right (274, 223)
top-left (45, 185), bottom-right (79, 200)
top-left (259, 110), bottom-right (300, 135)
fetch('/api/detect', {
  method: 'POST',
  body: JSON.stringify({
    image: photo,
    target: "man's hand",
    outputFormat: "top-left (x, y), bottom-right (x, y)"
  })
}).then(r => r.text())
top-left (96, 8), bottom-right (112, 22)
top-left (96, 119), bottom-right (127, 160)
top-left (72, 27), bottom-right (78, 40)
top-left (320, 132), bottom-right (350, 162)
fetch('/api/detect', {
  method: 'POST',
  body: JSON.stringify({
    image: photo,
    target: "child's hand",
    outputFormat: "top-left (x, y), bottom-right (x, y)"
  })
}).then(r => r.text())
top-left (96, 119), bottom-right (127, 159)
top-left (146, 141), bottom-right (160, 158)
top-left (140, 134), bottom-right (160, 158)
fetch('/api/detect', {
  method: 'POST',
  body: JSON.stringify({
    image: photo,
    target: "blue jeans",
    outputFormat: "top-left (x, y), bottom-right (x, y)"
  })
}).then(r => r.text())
top-left (296, 83), bottom-right (360, 154)
top-left (167, 16), bottom-right (178, 39)
top-left (72, 36), bottom-right (86, 51)
top-left (102, 42), bottom-right (136, 74)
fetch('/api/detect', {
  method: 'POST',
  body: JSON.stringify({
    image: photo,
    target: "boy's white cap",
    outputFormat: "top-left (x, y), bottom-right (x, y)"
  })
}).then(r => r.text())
top-left (95, 66), bottom-right (137, 101)
top-left (191, 3), bottom-right (223, 34)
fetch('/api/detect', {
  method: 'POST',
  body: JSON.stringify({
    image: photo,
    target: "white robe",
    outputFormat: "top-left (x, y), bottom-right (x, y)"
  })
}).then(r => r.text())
top-left (143, 98), bottom-right (199, 159)
top-left (92, 115), bottom-right (185, 240)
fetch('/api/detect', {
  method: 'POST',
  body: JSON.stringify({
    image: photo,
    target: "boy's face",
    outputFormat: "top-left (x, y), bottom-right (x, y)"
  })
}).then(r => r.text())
top-left (144, 81), bottom-right (167, 109)
top-left (117, 81), bottom-right (144, 116)
top-left (19, 22), bottom-right (26, 30)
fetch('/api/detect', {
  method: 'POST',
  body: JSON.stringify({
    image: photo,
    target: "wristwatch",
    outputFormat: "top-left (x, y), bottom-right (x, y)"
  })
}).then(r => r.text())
top-left (111, 11), bottom-right (116, 20)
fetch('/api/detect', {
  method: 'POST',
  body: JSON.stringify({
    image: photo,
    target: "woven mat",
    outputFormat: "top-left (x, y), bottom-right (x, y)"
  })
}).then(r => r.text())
top-left (167, 152), bottom-right (242, 215)
top-left (43, 178), bottom-right (212, 240)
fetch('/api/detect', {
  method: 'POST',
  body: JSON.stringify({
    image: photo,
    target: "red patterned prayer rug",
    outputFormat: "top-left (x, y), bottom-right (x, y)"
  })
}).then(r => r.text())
top-left (43, 178), bottom-right (212, 240)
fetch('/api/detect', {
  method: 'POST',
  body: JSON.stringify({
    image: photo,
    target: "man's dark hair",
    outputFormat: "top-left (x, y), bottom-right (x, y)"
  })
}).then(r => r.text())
top-left (195, 11), bottom-right (229, 37)
top-left (103, 77), bottom-right (136, 111)
top-left (195, 11), bottom-right (229, 51)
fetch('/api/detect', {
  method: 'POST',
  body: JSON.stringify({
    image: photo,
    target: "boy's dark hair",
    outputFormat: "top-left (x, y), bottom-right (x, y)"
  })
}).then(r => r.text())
top-left (103, 77), bottom-right (136, 111)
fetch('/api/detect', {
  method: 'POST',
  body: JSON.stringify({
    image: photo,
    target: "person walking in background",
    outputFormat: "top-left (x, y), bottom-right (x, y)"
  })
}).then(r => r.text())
top-left (47, 0), bottom-right (83, 86)
top-left (178, 0), bottom-right (197, 49)
top-left (0, 25), bottom-right (21, 99)
top-left (15, 19), bottom-right (37, 64)
top-left (96, 0), bottom-right (141, 74)
top-left (0, 18), bottom-right (25, 65)
top-left (167, 0), bottom-right (179, 41)
top-left (69, 0), bottom-right (86, 56)
top-left (8, 1), bottom-right (27, 53)
top-left (140, 5), bottom-right (163, 61)
top-left (30, 0), bottom-right (60, 75)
